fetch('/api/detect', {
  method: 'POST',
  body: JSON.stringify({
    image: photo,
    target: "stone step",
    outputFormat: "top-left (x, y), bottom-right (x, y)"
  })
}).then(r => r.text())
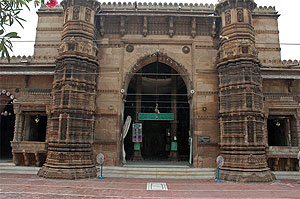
top-left (98, 166), bottom-right (216, 179)
top-left (0, 163), bottom-right (40, 174)
top-left (273, 171), bottom-right (300, 180)
top-left (0, 163), bottom-right (299, 180)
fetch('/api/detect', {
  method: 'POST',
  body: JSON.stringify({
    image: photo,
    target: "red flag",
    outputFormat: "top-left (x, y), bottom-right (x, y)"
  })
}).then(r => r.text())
top-left (45, 0), bottom-right (58, 8)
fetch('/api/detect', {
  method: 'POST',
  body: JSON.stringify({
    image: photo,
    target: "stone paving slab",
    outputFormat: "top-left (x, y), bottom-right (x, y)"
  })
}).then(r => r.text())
top-left (1, 173), bottom-right (300, 199)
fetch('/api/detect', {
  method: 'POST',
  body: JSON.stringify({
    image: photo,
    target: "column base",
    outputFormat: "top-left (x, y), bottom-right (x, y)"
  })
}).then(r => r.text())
top-left (219, 168), bottom-right (275, 182)
top-left (38, 165), bottom-right (97, 179)
top-left (38, 142), bottom-right (97, 179)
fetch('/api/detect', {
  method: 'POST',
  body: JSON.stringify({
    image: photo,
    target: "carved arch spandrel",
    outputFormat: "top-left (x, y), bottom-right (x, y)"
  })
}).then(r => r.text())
top-left (122, 51), bottom-right (193, 95)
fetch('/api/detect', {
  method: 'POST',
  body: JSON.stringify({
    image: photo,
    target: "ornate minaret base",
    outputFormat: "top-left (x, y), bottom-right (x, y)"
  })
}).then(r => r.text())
top-left (38, 0), bottom-right (100, 179)
top-left (216, 0), bottom-right (275, 182)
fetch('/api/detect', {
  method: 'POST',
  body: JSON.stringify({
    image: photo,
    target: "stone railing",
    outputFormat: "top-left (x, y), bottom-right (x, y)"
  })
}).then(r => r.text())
top-left (11, 141), bottom-right (47, 167)
top-left (261, 59), bottom-right (300, 67)
top-left (99, 2), bottom-right (215, 11)
top-left (267, 146), bottom-right (299, 158)
top-left (264, 94), bottom-right (299, 103)
top-left (267, 146), bottom-right (299, 171)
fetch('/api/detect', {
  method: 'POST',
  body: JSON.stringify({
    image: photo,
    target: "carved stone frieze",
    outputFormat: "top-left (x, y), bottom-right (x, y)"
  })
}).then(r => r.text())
top-left (58, 39), bottom-right (98, 57)
top-left (218, 41), bottom-right (258, 60)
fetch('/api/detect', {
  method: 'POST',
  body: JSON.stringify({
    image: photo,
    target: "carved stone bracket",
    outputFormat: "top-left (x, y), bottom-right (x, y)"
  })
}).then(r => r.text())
top-left (100, 16), bottom-right (105, 36)
top-left (168, 16), bottom-right (174, 38)
top-left (120, 16), bottom-right (126, 37)
top-left (191, 17), bottom-right (196, 38)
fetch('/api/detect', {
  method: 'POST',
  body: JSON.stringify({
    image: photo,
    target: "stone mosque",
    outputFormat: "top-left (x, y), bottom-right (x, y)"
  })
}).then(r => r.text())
top-left (0, 0), bottom-right (299, 182)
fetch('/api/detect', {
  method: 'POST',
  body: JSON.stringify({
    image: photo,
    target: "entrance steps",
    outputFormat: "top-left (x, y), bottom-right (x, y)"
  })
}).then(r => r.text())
top-left (0, 163), bottom-right (299, 180)
top-left (98, 166), bottom-right (216, 179)
top-left (0, 163), bottom-right (39, 174)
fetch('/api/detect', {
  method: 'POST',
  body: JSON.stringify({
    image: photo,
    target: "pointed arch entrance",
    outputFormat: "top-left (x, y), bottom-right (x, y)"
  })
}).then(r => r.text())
top-left (122, 52), bottom-right (193, 163)
top-left (0, 91), bottom-right (16, 160)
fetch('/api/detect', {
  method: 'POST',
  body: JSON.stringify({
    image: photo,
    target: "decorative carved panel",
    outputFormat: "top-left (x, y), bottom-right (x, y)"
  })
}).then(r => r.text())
top-left (85, 8), bottom-right (91, 22)
top-left (73, 6), bottom-right (80, 20)
top-left (237, 8), bottom-right (244, 22)
top-left (225, 10), bottom-right (231, 25)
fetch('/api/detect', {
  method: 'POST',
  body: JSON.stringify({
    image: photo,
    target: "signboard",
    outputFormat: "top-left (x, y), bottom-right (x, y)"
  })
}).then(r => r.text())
top-left (132, 123), bottom-right (142, 142)
top-left (134, 142), bottom-right (140, 150)
top-left (138, 113), bottom-right (174, 121)
top-left (198, 136), bottom-right (210, 144)
top-left (171, 142), bottom-right (177, 151)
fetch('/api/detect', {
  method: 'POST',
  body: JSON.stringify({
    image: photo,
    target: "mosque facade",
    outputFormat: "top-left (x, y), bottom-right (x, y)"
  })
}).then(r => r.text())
top-left (0, 0), bottom-right (299, 182)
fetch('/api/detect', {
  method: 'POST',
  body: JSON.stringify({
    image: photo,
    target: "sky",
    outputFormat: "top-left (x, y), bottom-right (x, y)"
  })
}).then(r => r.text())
top-left (7, 0), bottom-right (300, 60)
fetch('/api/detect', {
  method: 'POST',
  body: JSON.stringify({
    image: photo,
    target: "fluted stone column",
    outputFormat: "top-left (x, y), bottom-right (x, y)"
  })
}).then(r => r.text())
top-left (215, 0), bottom-right (275, 182)
top-left (38, 0), bottom-right (100, 179)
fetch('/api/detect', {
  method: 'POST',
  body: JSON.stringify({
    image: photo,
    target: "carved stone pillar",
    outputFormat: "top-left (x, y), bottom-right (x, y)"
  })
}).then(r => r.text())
top-left (38, 0), bottom-right (100, 179)
top-left (13, 105), bottom-right (22, 141)
top-left (215, 0), bottom-right (275, 182)
top-left (295, 110), bottom-right (300, 146)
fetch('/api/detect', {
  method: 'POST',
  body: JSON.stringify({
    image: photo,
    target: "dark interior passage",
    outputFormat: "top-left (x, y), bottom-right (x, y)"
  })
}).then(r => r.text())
top-left (141, 121), bottom-right (170, 160)
top-left (0, 100), bottom-right (15, 159)
top-left (28, 115), bottom-right (47, 142)
top-left (124, 61), bottom-right (190, 161)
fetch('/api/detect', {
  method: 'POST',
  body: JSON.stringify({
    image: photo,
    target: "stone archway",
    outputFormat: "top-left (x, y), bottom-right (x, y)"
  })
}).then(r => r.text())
top-left (121, 52), bottom-right (194, 163)
top-left (0, 90), bottom-right (16, 159)
top-left (123, 51), bottom-right (194, 95)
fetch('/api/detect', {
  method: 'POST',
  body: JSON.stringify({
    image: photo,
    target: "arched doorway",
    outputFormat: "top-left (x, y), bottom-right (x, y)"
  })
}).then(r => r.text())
top-left (0, 95), bottom-right (15, 160)
top-left (123, 58), bottom-right (191, 162)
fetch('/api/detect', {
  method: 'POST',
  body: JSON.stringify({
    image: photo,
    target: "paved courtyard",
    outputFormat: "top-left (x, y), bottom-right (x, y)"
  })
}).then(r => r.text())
top-left (0, 173), bottom-right (300, 199)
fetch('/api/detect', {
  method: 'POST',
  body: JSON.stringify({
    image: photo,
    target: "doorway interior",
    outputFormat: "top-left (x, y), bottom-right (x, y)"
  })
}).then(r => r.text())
top-left (124, 61), bottom-right (190, 163)
top-left (0, 99), bottom-right (15, 160)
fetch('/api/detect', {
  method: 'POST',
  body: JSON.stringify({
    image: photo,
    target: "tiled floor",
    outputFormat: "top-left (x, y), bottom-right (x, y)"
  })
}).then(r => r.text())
top-left (0, 173), bottom-right (300, 198)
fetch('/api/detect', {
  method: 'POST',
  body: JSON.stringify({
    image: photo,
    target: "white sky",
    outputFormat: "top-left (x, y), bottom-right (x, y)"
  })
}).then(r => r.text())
top-left (7, 0), bottom-right (300, 60)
